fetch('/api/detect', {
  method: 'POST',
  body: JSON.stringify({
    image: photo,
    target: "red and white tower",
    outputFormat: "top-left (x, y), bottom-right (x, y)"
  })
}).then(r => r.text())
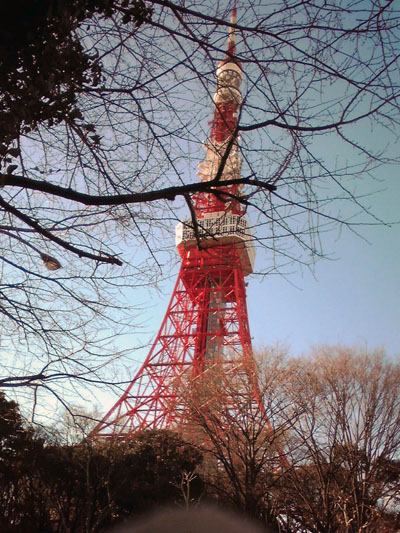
top-left (90, 7), bottom-right (263, 439)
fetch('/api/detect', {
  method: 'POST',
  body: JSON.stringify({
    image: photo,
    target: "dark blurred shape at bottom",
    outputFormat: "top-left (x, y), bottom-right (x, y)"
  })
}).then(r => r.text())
top-left (110, 505), bottom-right (275, 533)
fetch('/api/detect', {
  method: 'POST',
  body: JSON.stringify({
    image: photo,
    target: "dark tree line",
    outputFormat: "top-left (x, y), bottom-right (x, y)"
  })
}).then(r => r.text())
top-left (1, 348), bottom-right (398, 532)
top-left (0, 391), bottom-right (204, 531)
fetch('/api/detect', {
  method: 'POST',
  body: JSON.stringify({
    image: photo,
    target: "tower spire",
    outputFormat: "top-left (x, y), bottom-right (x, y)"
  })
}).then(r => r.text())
top-left (195, 3), bottom-right (244, 215)
top-left (227, 3), bottom-right (237, 58)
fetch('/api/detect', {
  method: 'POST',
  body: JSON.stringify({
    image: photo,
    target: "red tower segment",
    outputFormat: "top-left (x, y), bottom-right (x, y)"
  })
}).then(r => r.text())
top-left (89, 8), bottom-right (265, 440)
top-left (194, 6), bottom-right (244, 217)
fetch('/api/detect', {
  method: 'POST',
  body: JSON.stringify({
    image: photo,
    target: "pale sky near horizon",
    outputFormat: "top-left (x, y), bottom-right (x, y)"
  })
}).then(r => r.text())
top-left (29, 170), bottom-right (398, 418)
top-left (117, 194), bottom-right (399, 404)
top-left (247, 205), bottom-right (400, 359)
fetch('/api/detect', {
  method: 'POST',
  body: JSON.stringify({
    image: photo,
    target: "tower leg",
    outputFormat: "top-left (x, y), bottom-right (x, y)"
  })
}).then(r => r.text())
top-left (89, 246), bottom-right (261, 439)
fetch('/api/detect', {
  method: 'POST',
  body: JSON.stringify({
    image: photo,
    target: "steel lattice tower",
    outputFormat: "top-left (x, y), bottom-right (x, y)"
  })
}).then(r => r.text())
top-left (90, 7), bottom-right (266, 439)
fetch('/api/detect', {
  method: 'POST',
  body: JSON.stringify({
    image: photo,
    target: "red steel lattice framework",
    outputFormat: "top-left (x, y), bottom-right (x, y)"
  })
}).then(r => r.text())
top-left (90, 7), bottom-right (268, 439)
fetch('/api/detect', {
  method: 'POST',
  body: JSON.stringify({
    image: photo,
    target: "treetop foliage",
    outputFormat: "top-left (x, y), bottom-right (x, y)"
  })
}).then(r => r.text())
top-left (0, 0), bottom-right (151, 162)
top-left (0, 411), bottom-right (204, 532)
top-left (0, 391), bottom-right (40, 460)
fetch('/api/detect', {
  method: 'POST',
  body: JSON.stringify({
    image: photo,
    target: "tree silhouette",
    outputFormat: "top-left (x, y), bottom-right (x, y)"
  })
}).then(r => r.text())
top-left (0, 392), bottom-right (48, 531)
top-left (0, 396), bottom-right (204, 532)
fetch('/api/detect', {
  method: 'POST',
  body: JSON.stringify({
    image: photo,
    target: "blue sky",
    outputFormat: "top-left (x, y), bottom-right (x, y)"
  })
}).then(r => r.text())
top-left (246, 134), bottom-right (400, 357)
top-left (102, 2), bottom-right (400, 404)
top-left (6, 1), bottom-right (399, 425)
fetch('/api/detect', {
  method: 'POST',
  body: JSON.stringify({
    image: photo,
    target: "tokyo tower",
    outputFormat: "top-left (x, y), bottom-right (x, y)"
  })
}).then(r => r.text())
top-left (90, 7), bottom-right (264, 439)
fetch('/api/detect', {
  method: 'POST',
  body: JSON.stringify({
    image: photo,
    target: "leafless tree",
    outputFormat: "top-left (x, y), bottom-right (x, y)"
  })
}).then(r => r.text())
top-left (179, 347), bottom-right (295, 527)
top-left (179, 346), bottom-right (400, 531)
top-left (1, 1), bottom-right (399, 413)
top-left (280, 347), bottom-right (400, 532)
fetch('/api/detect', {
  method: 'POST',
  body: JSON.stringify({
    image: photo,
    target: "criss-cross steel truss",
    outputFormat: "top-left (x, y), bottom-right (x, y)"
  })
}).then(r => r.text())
top-left (90, 6), bottom-right (269, 440)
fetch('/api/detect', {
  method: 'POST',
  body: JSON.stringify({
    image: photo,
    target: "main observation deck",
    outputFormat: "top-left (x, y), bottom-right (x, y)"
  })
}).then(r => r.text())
top-left (175, 212), bottom-right (255, 277)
